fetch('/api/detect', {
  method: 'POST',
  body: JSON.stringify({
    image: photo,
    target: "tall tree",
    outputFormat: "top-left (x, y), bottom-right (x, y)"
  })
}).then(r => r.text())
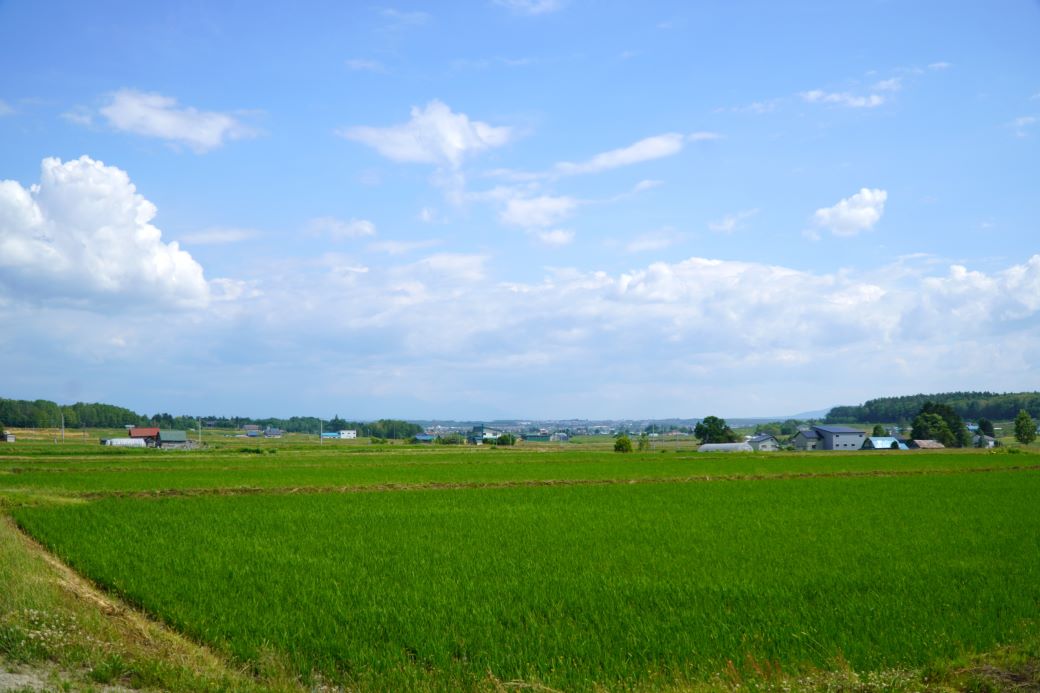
top-left (1014, 410), bottom-right (1037, 445)
top-left (911, 412), bottom-right (955, 447)
top-left (977, 418), bottom-right (995, 437)
top-left (918, 402), bottom-right (970, 447)
top-left (871, 424), bottom-right (886, 437)
top-left (694, 416), bottom-right (738, 444)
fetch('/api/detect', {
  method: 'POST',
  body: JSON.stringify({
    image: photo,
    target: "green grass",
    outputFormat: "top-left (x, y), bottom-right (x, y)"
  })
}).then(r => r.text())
top-left (12, 471), bottom-right (1040, 691)
top-left (1, 445), bottom-right (1033, 496)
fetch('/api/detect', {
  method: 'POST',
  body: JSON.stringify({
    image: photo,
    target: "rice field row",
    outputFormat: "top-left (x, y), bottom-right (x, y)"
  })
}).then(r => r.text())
top-left (12, 470), bottom-right (1040, 691)
top-left (0, 445), bottom-right (1032, 496)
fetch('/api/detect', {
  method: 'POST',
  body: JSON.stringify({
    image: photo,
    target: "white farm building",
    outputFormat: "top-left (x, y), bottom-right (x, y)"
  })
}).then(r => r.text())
top-left (698, 442), bottom-right (754, 453)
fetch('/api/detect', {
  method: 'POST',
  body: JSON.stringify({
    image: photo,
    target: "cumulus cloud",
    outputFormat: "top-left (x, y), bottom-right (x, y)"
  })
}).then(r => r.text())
top-left (339, 100), bottom-right (513, 168)
top-left (99, 89), bottom-right (257, 153)
top-left (813, 188), bottom-right (887, 236)
top-left (0, 156), bottom-right (209, 309)
top-left (307, 217), bottom-right (377, 240)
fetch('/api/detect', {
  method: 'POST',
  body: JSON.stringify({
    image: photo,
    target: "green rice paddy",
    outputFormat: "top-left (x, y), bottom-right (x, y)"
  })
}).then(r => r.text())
top-left (2, 440), bottom-right (1039, 690)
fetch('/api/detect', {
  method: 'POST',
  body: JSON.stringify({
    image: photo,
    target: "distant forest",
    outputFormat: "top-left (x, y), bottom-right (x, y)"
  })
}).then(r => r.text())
top-left (825, 391), bottom-right (1040, 424)
top-left (0, 398), bottom-right (420, 438)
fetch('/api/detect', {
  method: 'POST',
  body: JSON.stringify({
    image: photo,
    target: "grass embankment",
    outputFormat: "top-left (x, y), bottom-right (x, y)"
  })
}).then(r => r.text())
top-left (10, 471), bottom-right (1040, 691)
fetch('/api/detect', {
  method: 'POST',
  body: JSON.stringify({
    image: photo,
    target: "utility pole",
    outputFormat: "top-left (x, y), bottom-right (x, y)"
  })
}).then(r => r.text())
top-left (319, 419), bottom-right (323, 445)
top-left (197, 418), bottom-right (202, 446)
top-left (61, 412), bottom-right (65, 443)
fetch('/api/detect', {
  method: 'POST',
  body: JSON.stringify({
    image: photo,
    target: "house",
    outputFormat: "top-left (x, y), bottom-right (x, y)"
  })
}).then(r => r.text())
top-left (0, 431), bottom-right (15, 443)
top-left (698, 442), bottom-right (754, 453)
top-left (747, 434), bottom-right (780, 452)
top-left (264, 427), bottom-right (284, 438)
top-left (972, 434), bottom-right (996, 448)
top-left (909, 439), bottom-right (945, 449)
top-left (863, 436), bottom-right (909, 450)
top-left (813, 425), bottom-right (866, 450)
top-left (129, 427), bottom-right (161, 447)
top-left (338, 430), bottom-right (357, 439)
top-left (158, 430), bottom-right (190, 449)
top-left (790, 429), bottom-right (820, 451)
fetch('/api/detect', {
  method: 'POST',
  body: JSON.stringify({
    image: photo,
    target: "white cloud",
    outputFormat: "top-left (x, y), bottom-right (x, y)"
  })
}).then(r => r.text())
top-left (0, 156), bottom-right (209, 309)
top-left (98, 89), bottom-right (257, 153)
top-left (532, 229), bottom-right (574, 246)
top-left (1011, 116), bottom-right (1037, 137)
top-left (813, 188), bottom-right (887, 236)
top-left (625, 228), bottom-right (683, 252)
top-left (0, 100), bottom-right (13, 116)
top-left (345, 58), bottom-right (385, 72)
top-left (708, 209), bottom-right (758, 234)
top-left (179, 227), bottom-right (257, 245)
top-left (500, 194), bottom-right (579, 227)
top-left (928, 62), bottom-right (952, 70)
top-left (633, 179), bottom-right (663, 192)
top-left (801, 89), bottom-right (885, 109)
top-left (60, 106), bottom-right (93, 126)
top-left (381, 8), bottom-right (430, 25)
top-left (872, 78), bottom-right (902, 92)
top-left (493, 0), bottom-right (564, 15)
top-left (307, 217), bottom-right (377, 240)
top-left (339, 100), bottom-right (512, 168)
top-left (554, 133), bottom-right (687, 176)
top-left (368, 239), bottom-right (441, 254)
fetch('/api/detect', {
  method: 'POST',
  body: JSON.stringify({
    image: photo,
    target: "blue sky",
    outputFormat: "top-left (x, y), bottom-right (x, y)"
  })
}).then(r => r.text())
top-left (1, 0), bottom-right (1038, 420)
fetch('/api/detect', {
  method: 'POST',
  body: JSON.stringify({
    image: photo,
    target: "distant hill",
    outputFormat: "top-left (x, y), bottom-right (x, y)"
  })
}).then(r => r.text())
top-left (825, 391), bottom-right (1040, 424)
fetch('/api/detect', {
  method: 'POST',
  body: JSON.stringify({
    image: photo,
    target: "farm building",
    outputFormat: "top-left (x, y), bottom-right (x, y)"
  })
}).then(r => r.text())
top-left (0, 431), bottom-right (15, 443)
top-left (158, 430), bottom-right (190, 449)
top-left (524, 434), bottom-right (551, 442)
top-left (863, 436), bottom-right (909, 450)
top-left (972, 434), bottom-right (996, 448)
top-left (747, 434), bottom-right (779, 451)
top-left (813, 425), bottom-right (866, 450)
top-left (320, 432), bottom-right (340, 440)
top-left (698, 442), bottom-right (754, 453)
top-left (338, 430), bottom-right (357, 439)
top-left (413, 434), bottom-right (435, 444)
top-left (790, 429), bottom-right (820, 450)
top-left (129, 427), bottom-right (160, 446)
top-left (909, 439), bottom-right (945, 449)
top-left (264, 427), bottom-right (284, 438)
top-left (101, 438), bottom-right (146, 448)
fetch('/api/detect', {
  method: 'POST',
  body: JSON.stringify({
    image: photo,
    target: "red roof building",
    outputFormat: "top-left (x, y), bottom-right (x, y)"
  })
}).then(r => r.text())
top-left (129, 427), bottom-right (160, 439)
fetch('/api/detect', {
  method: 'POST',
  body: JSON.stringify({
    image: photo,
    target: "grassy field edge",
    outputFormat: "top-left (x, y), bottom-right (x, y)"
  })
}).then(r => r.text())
top-left (0, 513), bottom-right (307, 692)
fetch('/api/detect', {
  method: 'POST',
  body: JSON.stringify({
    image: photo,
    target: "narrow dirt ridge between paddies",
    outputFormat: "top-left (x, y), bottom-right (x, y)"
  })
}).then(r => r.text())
top-left (42, 462), bottom-right (1040, 500)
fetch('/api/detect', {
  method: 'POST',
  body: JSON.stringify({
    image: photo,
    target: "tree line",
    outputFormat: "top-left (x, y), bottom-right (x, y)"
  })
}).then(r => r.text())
top-left (0, 397), bottom-right (421, 438)
top-left (825, 391), bottom-right (1040, 424)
